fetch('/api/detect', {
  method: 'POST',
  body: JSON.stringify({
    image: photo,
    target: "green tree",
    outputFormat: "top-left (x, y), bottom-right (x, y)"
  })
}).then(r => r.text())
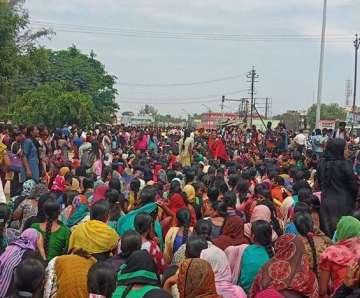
top-left (40, 46), bottom-right (118, 122)
top-left (0, 0), bottom-right (51, 115)
top-left (11, 82), bottom-right (95, 127)
top-left (307, 103), bottom-right (346, 129)
top-left (1, 1), bottom-right (118, 125)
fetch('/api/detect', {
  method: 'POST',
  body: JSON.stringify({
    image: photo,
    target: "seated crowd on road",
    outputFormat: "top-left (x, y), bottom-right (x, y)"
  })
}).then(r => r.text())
top-left (0, 121), bottom-right (359, 298)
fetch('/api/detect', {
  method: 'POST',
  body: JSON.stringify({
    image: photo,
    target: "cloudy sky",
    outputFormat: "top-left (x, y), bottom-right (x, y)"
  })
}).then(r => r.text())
top-left (25, 0), bottom-right (359, 117)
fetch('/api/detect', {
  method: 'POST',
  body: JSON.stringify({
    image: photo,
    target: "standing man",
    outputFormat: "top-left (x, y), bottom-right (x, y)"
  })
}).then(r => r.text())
top-left (333, 121), bottom-right (348, 140)
top-left (294, 129), bottom-right (306, 153)
top-left (311, 129), bottom-right (325, 158)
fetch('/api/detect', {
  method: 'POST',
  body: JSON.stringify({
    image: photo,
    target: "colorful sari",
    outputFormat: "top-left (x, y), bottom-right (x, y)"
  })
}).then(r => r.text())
top-left (200, 245), bottom-right (247, 298)
top-left (249, 234), bottom-right (319, 298)
top-left (177, 258), bottom-right (221, 298)
top-left (164, 226), bottom-right (193, 264)
top-left (62, 195), bottom-right (89, 228)
top-left (117, 202), bottom-right (163, 249)
top-left (319, 216), bottom-right (360, 294)
top-left (0, 228), bottom-right (39, 297)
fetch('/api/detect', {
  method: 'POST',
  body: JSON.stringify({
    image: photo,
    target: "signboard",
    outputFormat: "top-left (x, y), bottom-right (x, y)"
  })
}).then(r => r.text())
top-left (346, 112), bottom-right (360, 123)
top-left (319, 120), bottom-right (336, 130)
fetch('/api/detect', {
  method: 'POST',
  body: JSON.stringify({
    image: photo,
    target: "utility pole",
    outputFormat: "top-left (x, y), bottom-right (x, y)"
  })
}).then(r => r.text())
top-left (353, 34), bottom-right (360, 124)
top-left (345, 80), bottom-right (352, 107)
top-left (315, 0), bottom-right (328, 129)
top-left (247, 67), bottom-right (259, 126)
top-left (265, 98), bottom-right (269, 119)
top-left (221, 95), bottom-right (225, 121)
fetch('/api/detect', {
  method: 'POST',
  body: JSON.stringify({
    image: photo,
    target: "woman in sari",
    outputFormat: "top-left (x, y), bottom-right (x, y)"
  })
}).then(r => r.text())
top-left (164, 208), bottom-right (193, 264)
top-left (112, 250), bottom-right (169, 298)
top-left (134, 212), bottom-right (166, 274)
top-left (212, 215), bottom-right (248, 251)
top-left (294, 212), bottom-right (331, 279)
top-left (200, 245), bottom-right (247, 298)
top-left (249, 234), bottom-right (319, 298)
top-left (177, 258), bottom-right (222, 298)
top-left (319, 216), bottom-right (360, 297)
top-left (178, 129), bottom-right (194, 167)
top-left (244, 205), bottom-right (278, 242)
top-left (0, 228), bottom-right (42, 297)
top-left (239, 220), bottom-right (274, 293)
top-left (117, 186), bottom-right (163, 249)
top-left (61, 194), bottom-right (89, 228)
top-left (44, 248), bottom-right (97, 298)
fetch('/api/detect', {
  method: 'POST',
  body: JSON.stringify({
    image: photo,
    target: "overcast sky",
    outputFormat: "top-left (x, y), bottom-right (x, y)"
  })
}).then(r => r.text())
top-left (25, 0), bottom-right (359, 117)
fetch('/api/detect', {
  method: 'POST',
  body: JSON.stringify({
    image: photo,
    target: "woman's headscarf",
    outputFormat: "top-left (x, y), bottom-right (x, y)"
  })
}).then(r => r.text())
top-left (212, 215), bottom-right (248, 251)
top-left (177, 258), bottom-right (221, 298)
top-left (0, 228), bottom-right (39, 297)
top-left (59, 167), bottom-right (70, 177)
top-left (117, 250), bottom-right (160, 286)
top-left (320, 217), bottom-right (360, 267)
top-left (51, 175), bottom-right (67, 192)
top-left (249, 234), bottom-right (319, 298)
top-left (31, 183), bottom-right (49, 199)
top-left (68, 220), bottom-right (119, 254)
top-left (244, 205), bottom-right (278, 242)
top-left (335, 216), bottom-right (360, 242)
top-left (92, 184), bottom-right (109, 206)
top-left (168, 193), bottom-right (186, 215)
top-left (65, 195), bottom-right (89, 227)
top-left (117, 203), bottom-right (163, 249)
top-left (22, 179), bottom-right (36, 196)
top-left (201, 246), bottom-right (247, 298)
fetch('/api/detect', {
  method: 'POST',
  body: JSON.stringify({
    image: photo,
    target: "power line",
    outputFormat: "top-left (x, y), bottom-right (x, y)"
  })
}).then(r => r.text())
top-left (29, 20), bottom-right (353, 43)
top-left (118, 99), bottom-right (220, 105)
top-left (116, 74), bottom-right (245, 87)
top-left (117, 89), bottom-right (248, 104)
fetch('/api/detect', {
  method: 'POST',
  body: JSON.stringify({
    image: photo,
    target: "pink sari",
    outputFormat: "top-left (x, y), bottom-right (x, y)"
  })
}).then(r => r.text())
top-left (224, 244), bottom-right (249, 284)
top-left (201, 245), bottom-right (247, 298)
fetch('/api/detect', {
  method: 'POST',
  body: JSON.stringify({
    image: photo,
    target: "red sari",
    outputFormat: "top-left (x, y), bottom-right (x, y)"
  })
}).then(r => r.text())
top-left (208, 137), bottom-right (229, 161)
top-left (249, 234), bottom-right (319, 298)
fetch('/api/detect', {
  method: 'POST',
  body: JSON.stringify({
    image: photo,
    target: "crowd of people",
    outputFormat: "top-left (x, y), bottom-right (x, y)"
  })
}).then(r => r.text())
top-left (0, 121), bottom-right (359, 298)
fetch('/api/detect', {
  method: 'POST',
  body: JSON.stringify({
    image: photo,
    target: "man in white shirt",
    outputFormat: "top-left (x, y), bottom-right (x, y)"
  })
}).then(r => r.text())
top-left (294, 129), bottom-right (306, 153)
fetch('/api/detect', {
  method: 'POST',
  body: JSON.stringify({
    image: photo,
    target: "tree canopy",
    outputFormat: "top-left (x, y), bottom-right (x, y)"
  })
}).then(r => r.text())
top-left (11, 82), bottom-right (95, 127)
top-left (307, 103), bottom-right (346, 129)
top-left (0, 0), bottom-right (118, 127)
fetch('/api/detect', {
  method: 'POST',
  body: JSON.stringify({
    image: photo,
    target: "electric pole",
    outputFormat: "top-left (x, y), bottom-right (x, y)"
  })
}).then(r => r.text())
top-left (315, 0), bottom-right (328, 129)
top-left (353, 34), bottom-right (360, 124)
top-left (345, 80), bottom-right (352, 107)
top-left (247, 67), bottom-right (259, 126)
top-left (221, 95), bottom-right (225, 121)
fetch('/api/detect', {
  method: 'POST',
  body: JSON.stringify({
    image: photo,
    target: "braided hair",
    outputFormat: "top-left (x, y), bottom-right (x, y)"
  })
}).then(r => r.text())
top-left (259, 199), bottom-right (283, 236)
top-left (194, 219), bottom-right (212, 241)
top-left (43, 198), bottom-right (60, 260)
top-left (294, 212), bottom-right (318, 275)
top-left (176, 208), bottom-right (191, 245)
top-left (251, 220), bottom-right (274, 258)
top-left (182, 129), bottom-right (190, 151)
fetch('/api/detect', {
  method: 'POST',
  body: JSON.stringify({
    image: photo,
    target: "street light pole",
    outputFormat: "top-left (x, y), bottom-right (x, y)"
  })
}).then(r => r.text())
top-left (202, 104), bottom-right (211, 130)
top-left (315, 0), bottom-right (327, 129)
top-left (352, 34), bottom-right (360, 124)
